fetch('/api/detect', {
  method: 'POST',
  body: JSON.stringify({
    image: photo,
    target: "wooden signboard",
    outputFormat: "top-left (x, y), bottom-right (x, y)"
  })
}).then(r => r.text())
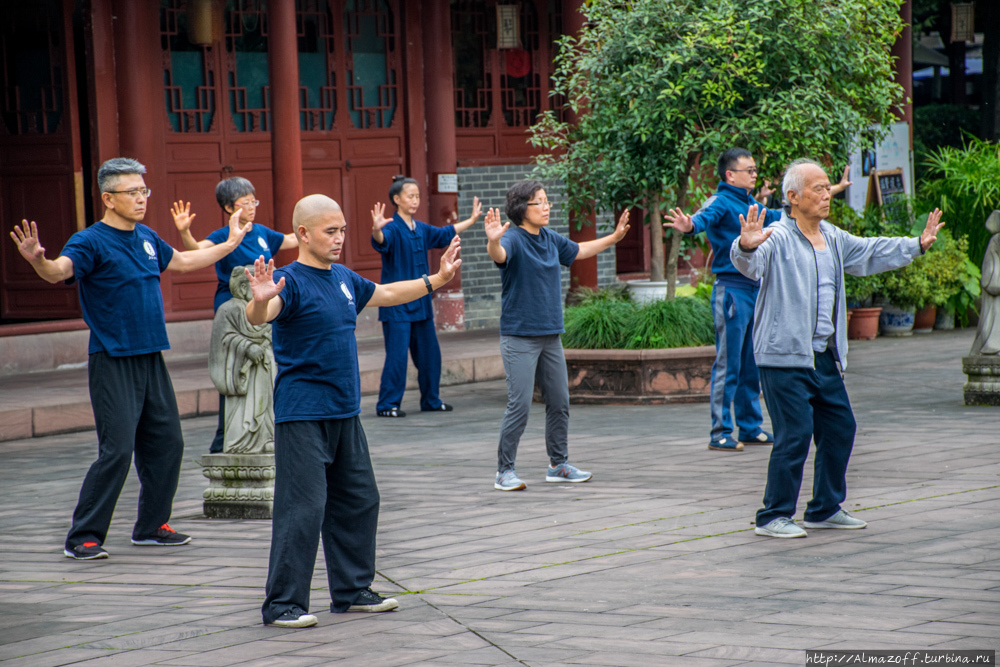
top-left (866, 168), bottom-right (906, 208)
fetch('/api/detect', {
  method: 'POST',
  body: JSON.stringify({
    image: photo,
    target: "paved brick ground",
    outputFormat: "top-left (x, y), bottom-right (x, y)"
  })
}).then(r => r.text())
top-left (1, 329), bottom-right (998, 666)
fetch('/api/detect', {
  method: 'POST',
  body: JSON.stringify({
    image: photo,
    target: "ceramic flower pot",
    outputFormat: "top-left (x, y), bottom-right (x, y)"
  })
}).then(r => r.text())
top-left (847, 307), bottom-right (881, 340)
top-left (626, 280), bottom-right (671, 305)
top-left (879, 304), bottom-right (916, 337)
top-left (934, 309), bottom-right (955, 330)
top-left (913, 304), bottom-right (937, 334)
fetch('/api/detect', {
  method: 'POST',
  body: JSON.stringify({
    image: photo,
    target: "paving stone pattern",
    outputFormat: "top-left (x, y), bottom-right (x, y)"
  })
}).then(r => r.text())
top-left (1, 330), bottom-right (998, 666)
top-left (457, 165), bottom-right (618, 331)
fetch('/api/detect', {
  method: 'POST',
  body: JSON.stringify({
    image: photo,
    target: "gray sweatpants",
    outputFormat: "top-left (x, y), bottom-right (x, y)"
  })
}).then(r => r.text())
top-left (497, 334), bottom-right (570, 473)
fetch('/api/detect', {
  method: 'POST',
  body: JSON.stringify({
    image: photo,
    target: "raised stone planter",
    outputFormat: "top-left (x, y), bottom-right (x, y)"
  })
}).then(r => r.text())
top-left (201, 453), bottom-right (275, 519)
top-left (563, 346), bottom-right (715, 404)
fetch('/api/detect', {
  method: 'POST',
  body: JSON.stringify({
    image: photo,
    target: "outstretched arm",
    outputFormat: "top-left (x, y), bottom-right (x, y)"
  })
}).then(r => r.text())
top-left (577, 210), bottom-right (631, 260)
top-left (171, 200), bottom-right (214, 250)
top-left (167, 208), bottom-right (251, 273)
top-left (279, 233), bottom-right (298, 250)
top-left (451, 196), bottom-right (482, 235)
top-left (10, 220), bottom-right (74, 283)
top-left (371, 202), bottom-right (392, 245)
top-left (244, 256), bottom-right (286, 324)
top-left (368, 236), bottom-right (462, 307)
top-left (830, 166), bottom-right (852, 196)
top-left (483, 207), bottom-right (509, 264)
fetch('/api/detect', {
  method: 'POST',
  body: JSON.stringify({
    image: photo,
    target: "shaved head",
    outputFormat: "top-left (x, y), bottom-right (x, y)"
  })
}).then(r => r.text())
top-left (293, 195), bottom-right (343, 238)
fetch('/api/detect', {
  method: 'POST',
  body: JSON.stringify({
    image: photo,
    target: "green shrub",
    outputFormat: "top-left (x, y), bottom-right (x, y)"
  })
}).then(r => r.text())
top-left (625, 298), bottom-right (714, 349)
top-left (562, 287), bottom-right (714, 350)
top-left (919, 136), bottom-right (1000, 267)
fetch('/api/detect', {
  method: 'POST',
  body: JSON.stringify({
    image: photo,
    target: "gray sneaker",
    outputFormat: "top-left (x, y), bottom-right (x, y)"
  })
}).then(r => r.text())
top-left (754, 517), bottom-right (807, 538)
top-left (803, 509), bottom-right (867, 530)
top-left (267, 608), bottom-right (318, 628)
top-left (546, 462), bottom-right (592, 483)
top-left (494, 470), bottom-right (526, 491)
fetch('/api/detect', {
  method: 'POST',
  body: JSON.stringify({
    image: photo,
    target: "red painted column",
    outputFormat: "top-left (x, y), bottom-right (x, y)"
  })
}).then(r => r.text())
top-left (86, 0), bottom-right (120, 220)
top-left (112, 0), bottom-right (170, 305)
top-left (563, 0), bottom-right (598, 291)
top-left (268, 0), bottom-right (303, 240)
top-left (423, 0), bottom-right (464, 330)
top-left (892, 0), bottom-right (913, 148)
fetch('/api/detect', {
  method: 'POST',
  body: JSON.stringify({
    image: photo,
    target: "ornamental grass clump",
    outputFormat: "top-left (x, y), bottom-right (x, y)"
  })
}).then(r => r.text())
top-left (625, 298), bottom-right (714, 350)
top-left (562, 288), bottom-right (714, 350)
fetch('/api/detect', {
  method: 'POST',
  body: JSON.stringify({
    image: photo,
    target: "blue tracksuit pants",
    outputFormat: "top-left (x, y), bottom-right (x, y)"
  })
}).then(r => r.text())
top-left (377, 319), bottom-right (443, 412)
top-left (756, 349), bottom-right (857, 526)
top-left (709, 283), bottom-right (765, 441)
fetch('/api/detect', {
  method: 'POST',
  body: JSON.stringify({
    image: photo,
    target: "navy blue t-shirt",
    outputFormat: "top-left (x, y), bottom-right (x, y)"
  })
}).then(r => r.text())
top-left (271, 261), bottom-right (377, 423)
top-left (60, 222), bottom-right (174, 356)
top-left (496, 226), bottom-right (579, 336)
top-left (371, 213), bottom-right (455, 322)
top-left (207, 224), bottom-right (285, 311)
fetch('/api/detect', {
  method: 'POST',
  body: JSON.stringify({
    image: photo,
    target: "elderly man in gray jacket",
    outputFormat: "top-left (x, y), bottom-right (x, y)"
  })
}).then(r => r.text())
top-left (731, 158), bottom-right (944, 538)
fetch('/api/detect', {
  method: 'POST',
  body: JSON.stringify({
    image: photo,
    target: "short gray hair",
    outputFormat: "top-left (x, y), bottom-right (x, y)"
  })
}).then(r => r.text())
top-left (782, 158), bottom-right (824, 200)
top-left (98, 158), bottom-right (146, 193)
top-left (215, 177), bottom-right (256, 211)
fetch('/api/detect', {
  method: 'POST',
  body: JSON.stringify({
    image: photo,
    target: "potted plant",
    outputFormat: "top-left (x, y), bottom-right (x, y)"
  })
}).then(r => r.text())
top-left (918, 229), bottom-right (982, 329)
top-left (561, 285), bottom-right (716, 403)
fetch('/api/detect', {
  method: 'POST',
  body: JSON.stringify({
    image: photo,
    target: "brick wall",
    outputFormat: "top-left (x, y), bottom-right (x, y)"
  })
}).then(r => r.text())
top-left (456, 164), bottom-right (618, 331)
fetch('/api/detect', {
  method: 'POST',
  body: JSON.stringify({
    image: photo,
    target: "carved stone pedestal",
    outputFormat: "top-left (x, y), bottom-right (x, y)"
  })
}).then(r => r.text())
top-left (962, 355), bottom-right (1000, 406)
top-left (201, 453), bottom-right (275, 519)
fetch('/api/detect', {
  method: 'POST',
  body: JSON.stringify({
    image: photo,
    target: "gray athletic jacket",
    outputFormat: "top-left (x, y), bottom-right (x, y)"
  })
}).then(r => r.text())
top-left (730, 212), bottom-right (922, 370)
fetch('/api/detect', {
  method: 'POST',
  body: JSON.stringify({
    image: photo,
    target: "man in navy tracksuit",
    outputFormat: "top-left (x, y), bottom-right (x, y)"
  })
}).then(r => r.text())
top-left (664, 149), bottom-right (780, 452)
top-left (665, 149), bottom-right (850, 452)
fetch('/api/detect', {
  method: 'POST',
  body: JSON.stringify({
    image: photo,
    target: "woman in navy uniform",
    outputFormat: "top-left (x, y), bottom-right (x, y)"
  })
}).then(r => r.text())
top-left (370, 176), bottom-right (481, 417)
top-left (171, 177), bottom-right (297, 451)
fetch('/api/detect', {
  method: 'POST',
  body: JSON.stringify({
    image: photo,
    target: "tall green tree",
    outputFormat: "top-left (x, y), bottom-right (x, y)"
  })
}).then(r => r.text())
top-left (531, 0), bottom-right (905, 298)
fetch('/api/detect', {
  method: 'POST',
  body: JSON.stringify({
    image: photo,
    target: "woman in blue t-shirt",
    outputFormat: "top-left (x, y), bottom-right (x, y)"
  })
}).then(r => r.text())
top-left (484, 180), bottom-right (630, 491)
top-left (171, 176), bottom-right (298, 452)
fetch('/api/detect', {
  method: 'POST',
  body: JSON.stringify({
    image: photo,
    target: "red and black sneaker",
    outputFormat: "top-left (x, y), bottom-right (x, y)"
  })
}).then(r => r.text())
top-left (131, 523), bottom-right (191, 546)
top-left (64, 542), bottom-right (109, 560)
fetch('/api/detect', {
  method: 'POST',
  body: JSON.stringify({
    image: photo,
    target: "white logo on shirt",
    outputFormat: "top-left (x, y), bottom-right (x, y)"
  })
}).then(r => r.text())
top-left (258, 237), bottom-right (268, 251)
top-left (340, 281), bottom-right (354, 305)
top-left (143, 240), bottom-right (156, 259)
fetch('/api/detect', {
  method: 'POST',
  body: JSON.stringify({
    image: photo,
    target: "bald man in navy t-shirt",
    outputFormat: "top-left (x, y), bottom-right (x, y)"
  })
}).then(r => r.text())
top-left (245, 194), bottom-right (462, 628)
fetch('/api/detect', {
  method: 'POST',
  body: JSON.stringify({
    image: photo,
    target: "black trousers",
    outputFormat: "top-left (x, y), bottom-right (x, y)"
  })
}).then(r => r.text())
top-left (262, 417), bottom-right (380, 624)
top-left (757, 349), bottom-right (857, 527)
top-left (65, 352), bottom-right (184, 549)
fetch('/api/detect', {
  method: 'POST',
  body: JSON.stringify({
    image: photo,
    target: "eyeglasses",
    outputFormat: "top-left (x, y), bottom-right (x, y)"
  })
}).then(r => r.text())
top-left (106, 188), bottom-right (151, 198)
top-left (235, 200), bottom-right (260, 209)
top-left (526, 200), bottom-right (552, 208)
top-left (730, 168), bottom-right (758, 175)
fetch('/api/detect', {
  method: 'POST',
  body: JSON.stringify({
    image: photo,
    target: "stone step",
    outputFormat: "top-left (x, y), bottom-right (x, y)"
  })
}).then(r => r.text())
top-left (0, 328), bottom-right (503, 442)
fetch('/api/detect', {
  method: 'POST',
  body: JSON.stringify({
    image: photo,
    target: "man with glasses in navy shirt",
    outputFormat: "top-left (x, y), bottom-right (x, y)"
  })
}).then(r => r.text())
top-left (10, 157), bottom-right (251, 560)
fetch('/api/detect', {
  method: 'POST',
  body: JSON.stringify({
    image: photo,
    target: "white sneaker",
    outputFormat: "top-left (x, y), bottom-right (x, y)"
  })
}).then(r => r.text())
top-left (803, 509), bottom-right (867, 530)
top-left (267, 609), bottom-right (318, 628)
top-left (754, 517), bottom-right (807, 538)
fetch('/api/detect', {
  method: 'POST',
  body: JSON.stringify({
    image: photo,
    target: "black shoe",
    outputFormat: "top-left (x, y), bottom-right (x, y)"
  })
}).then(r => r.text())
top-left (376, 407), bottom-right (406, 418)
top-left (422, 403), bottom-right (453, 412)
top-left (131, 523), bottom-right (192, 546)
top-left (346, 588), bottom-right (399, 613)
top-left (64, 542), bottom-right (109, 560)
top-left (267, 608), bottom-right (318, 628)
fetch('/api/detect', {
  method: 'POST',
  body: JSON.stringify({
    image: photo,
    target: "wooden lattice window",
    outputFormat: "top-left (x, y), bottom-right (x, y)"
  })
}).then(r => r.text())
top-left (451, 0), bottom-right (563, 132)
top-left (0, 0), bottom-right (64, 136)
top-left (297, 0), bottom-right (338, 131)
top-left (226, 0), bottom-right (270, 133)
top-left (160, 0), bottom-right (217, 133)
top-left (452, 1), bottom-right (492, 128)
top-left (343, 0), bottom-right (398, 130)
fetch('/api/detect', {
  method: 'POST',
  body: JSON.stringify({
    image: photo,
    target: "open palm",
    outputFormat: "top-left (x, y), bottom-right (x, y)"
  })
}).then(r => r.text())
top-left (245, 256), bottom-right (285, 303)
top-left (484, 207), bottom-right (509, 242)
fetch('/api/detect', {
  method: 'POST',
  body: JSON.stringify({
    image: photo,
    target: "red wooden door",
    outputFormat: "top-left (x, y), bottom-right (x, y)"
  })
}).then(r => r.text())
top-left (159, 0), bottom-right (407, 312)
top-left (0, 0), bottom-right (84, 320)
